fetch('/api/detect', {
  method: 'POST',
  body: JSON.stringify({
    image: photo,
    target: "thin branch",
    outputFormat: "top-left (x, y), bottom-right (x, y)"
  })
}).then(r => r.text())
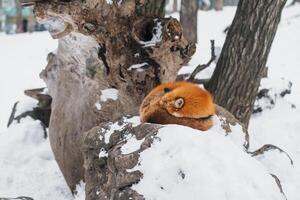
top-left (189, 78), bottom-right (210, 85)
top-left (248, 144), bottom-right (294, 166)
top-left (187, 40), bottom-right (216, 82)
top-left (176, 73), bottom-right (189, 81)
top-left (7, 101), bottom-right (19, 127)
top-left (176, 74), bottom-right (210, 85)
top-left (270, 174), bottom-right (288, 200)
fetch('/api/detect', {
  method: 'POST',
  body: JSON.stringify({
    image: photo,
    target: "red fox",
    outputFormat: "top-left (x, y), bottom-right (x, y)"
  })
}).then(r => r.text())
top-left (140, 81), bottom-right (215, 131)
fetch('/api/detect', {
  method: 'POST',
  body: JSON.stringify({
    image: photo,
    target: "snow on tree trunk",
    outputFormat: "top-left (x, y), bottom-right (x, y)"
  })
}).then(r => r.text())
top-left (81, 116), bottom-right (284, 200)
top-left (31, 0), bottom-right (195, 191)
top-left (206, 0), bottom-right (287, 128)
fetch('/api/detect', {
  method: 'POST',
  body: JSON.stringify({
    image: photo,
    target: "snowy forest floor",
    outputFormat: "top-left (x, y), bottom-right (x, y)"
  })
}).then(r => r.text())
top-left (1, 3), bottom-right (300, 200)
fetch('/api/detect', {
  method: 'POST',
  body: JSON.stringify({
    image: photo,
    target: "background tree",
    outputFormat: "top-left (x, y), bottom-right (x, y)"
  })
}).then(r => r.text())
top-left (206, 0), bottom-right (287, 128)
top-left (173, 0), bottom-right (178, 12)
top-left (211, 0), bottom-right (224, 10)
top-left (15, 0), bottom-right (22, 32)
top-left (180, 0), bottom-right (198, 43)
top-left (291, 0), bottom-right (300, 4)
top-left (214, 0), bottom-right (224, 10)
top-left (224, 0), bottom-right (239, 6)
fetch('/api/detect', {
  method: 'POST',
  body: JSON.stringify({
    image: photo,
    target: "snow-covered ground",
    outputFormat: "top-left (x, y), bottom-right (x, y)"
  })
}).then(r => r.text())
top-left (0, 32), bottom-right (57, 132)
top-left (132, 125), bottom-right (283, 200)
top-left (1, 2), bottom-right (300, 200)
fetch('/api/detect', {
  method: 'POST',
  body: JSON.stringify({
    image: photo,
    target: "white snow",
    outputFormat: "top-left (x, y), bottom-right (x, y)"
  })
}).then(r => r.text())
top-left (99, 148), bottom-right (108, 158)
top-left (0, 32), bottom-right (57, 132)
top-left (74, 181), bottom-right (86, 200)
top-left (0, 32), bottom-right (70, 199)
top-left (250, 5), bottom-right (300, 200)
top-left (103, 116), bottom-right (140, 144)
top-left (117, 0), bottom-right (122, 6)
top-left (123, 116), bottom-right (140, 127)
top-left (100, 88), bottom-right (119, 102)
top-left (211, 116), bottom-right (247, 150)
top-left (0, 117), bottom-right (72, 199)
top-left (128, 62), bottom-right (148, 71)
top-left (132, 125), bottom-right (284, 200)
top-left (182, 4), bottom-right (300, 200)
top-left (94, 101), bottom-right (102, 110)
top-left (14, 97), bottom-right (38, 117)
top-left (139, 20), bottom-right (163, 47)
top-left (105, 0), bottom-right (113, 5)
top-left (121, 134), bottom-right (144, 154)
top-left (44, 16), bottom-right (66, 35)
top-left (1, 2), bottom-right (300, 200)
top-left (94, 88), bottom-right (119, 110)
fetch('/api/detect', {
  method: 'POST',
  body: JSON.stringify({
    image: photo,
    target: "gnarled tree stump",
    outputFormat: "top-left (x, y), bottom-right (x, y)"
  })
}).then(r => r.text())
top-left (30, 0), bottom-right (195, 191)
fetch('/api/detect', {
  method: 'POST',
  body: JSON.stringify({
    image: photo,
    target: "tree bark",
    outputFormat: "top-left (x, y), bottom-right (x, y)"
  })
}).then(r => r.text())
top-left (206, 0), bottom-right (287, 128)
top-left (15, 0), bottom-right (22, 33)
top-left (180, 0), bottom-right (198, 43)
top-left (214, 0), bottom-right (224, 10)
top-left (31, 0), bottom-right (195, 192)
top-left (173, 0), bottom-right (178, 12)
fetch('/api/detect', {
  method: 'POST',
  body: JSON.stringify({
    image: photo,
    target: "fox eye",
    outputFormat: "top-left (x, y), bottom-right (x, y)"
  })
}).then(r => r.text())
top-left (174, 98), bottom-right (184, 108)
top-left (164, 88), bottom-right (171, 93)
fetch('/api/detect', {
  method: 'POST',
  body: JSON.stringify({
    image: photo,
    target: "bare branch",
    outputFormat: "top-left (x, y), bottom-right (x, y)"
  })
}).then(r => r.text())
top-left (189, 78), bottom-right (210, 85)
top-left (187, 40), bottom-right (216, 82)
top-left (270, 174), bottom-right (288, 200)
top-left (176, 74), bottom-right (210, 85)
top-left (7, 102), bottom-right (19, 127)
top-left (248, 144), bottom-right (294, 166)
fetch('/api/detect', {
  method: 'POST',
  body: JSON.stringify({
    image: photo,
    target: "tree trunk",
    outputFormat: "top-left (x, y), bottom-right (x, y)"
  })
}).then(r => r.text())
top-left (173, 0), bottom-right (178, 12)
top-left (206, 0), bottom-right (287, 128)
top-left (32, 0), bottom-right (195, 192)
top-left (214, 0), bottom-right (224, 10)
top-left (211, 0), bottom-right (225, 10)
top-left (224, 0), bottom-right (239, 6)
top-left (180, 0), bottom-right (198, 43)
top-left (15, 0), bottom-right (22, 33)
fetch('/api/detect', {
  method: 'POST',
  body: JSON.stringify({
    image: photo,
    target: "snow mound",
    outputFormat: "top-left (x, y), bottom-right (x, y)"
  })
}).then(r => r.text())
top-left (0, 116), bottom-right (71, 199)
top-left (254, 78), bottom-right (294, 114)
top-left (131, 125), bottom-right (284, 200)
top-left (212, 115), bottom-right (248, 150)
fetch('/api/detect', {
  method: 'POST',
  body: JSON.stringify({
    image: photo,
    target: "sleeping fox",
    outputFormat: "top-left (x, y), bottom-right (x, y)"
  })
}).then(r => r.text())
top-left (140, 81), bottom-right (215, 131)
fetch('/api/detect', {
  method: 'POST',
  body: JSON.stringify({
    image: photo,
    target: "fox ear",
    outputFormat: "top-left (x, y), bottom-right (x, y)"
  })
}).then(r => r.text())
top-left (164, 88), bottom-right (171, 93)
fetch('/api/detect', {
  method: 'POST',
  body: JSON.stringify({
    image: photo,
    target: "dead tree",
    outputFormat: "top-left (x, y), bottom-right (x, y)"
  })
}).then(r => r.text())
top-left (180, 0), bottom-right (198, 43)
top-left (206, 0), bottom-right (287, 128)
top-left (24, 0), bottom-right (195, 192)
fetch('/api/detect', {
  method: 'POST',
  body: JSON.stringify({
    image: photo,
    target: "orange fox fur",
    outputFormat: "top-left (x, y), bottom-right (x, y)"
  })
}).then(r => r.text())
top-left (139, 81), bottom-right (215, 131)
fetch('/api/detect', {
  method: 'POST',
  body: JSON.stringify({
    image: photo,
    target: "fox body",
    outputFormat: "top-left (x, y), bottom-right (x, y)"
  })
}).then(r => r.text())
top-left (140, 81), bottom-right (215, 131)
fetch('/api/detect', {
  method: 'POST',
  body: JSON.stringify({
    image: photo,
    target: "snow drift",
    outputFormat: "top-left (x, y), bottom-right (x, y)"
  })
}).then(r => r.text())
top-left (81, 115), bottom-right (286, 200)
top-left (132, 125), bottom-right (284, 200)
